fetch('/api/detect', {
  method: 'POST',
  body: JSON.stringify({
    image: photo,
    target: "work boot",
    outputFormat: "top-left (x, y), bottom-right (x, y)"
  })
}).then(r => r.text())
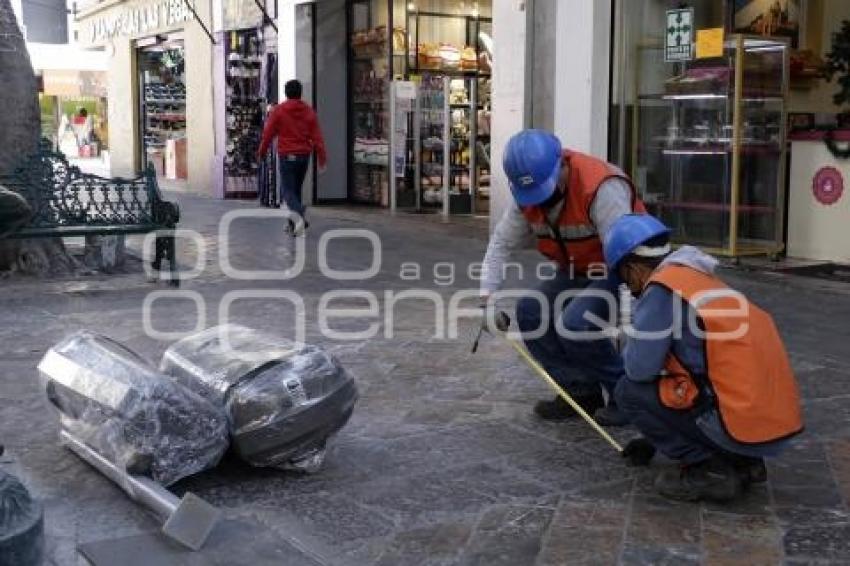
top-left (654, 455), bottom-right (743, 503)
top-left (533, 391), bottom-right (605, 422)
top-left (730, 455), bottom-right (767, 485)
top-left (593, 401), bottom-right (631, 427)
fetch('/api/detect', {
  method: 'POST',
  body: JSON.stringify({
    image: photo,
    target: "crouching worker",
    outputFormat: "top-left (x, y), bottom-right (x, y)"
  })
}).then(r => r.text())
top-left (603, 214), bottom-right (804, 503)
top-left (480, 129), bottom-right (645, 425)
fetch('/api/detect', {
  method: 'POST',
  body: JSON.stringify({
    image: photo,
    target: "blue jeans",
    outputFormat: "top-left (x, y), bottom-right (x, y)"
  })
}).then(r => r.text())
top-left (615, 378), bottom-right (717, 464)
top-left (278, 154), bottom-right (309, 217)
top-left (515, 270), bottom-right (624, 397)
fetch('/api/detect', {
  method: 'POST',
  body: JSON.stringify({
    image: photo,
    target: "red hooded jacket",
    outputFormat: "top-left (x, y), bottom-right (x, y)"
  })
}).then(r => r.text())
top-left (258, 99), bottom-right (327, 168)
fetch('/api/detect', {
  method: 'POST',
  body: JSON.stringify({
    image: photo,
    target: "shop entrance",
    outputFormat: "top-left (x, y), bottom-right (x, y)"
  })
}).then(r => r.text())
top-left (137, 38), bottom-right (187, 181)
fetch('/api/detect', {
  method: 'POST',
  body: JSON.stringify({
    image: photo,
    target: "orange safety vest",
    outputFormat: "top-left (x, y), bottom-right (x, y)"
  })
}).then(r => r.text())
top-left (521, 150), bottom-right (645, 274)
top-left (647, 264), bottom-right (804, 444)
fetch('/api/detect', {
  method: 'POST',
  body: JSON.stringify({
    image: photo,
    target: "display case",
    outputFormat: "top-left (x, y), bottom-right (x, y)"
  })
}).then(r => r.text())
top-left (633, 35), bottom-right (789, 257)
top-left (348, 0), bottom-right (405, 205)
top-left (403, 5), bottom-right (491, 215)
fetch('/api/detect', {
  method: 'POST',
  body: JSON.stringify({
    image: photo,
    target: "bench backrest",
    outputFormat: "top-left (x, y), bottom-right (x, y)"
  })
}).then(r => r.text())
top-left (0, 145), bottom-right (171, 229)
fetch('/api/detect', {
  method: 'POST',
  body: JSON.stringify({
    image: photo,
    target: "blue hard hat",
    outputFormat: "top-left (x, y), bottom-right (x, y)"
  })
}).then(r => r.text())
top-left (603, 214), bottom-right (671, 269)
top-left (503, 129), bottom-right (563, 207)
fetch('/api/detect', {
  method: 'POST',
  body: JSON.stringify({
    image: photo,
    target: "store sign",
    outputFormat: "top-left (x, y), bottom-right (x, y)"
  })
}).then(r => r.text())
top-left (88, 0), bottom-right (195, 44)
top-left (813, 166), bottom-right (844, 206)
top-left (665, 8), bottom-right (694, 62)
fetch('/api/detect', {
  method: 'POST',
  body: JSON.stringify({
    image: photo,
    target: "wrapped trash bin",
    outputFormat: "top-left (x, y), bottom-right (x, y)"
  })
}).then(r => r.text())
top-left (38, 331), bottom-right (229, 486)
top-left (0, 469), bottom-right (43, 566)
top-left (160, 325), bottom-right (358, 471)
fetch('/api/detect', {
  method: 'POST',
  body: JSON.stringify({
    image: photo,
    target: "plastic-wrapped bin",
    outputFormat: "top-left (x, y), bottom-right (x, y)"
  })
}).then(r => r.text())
top-left (160, 325), bottom-right (358, 470)
top-left (38, 331), bottom-right (229, 486)
top-left (0, 470), bottom-right (43, 566)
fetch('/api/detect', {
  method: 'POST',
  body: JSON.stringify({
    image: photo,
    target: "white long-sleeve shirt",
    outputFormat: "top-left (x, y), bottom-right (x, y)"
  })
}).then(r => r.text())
top-left (480, 178), bottom-right (634, 294)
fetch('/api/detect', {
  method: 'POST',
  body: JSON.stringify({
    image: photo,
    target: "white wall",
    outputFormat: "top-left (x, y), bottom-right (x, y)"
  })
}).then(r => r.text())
top-left (184, 0), bottom-right (216, 193)
top-left (489, 0), bottom-right (528, 231)
top-left (106, 37), bottom-right (137, 177)
top-left (277, 0), bottom-right (314, 97)
top-left (553, 0), bottom-right (611, 159)
top-left (490, 0), bottom-right (613, 228)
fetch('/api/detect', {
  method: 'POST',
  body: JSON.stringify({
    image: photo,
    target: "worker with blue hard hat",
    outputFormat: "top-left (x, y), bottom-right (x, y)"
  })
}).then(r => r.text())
top-left (479, 129), bottom-right (646, 424)
top-left (603, 214), bottom-right (803, 502)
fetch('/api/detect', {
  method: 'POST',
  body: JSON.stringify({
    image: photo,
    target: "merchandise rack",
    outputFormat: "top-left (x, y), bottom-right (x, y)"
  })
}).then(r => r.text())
top-left (402, 7), bottom-right (492, 215)
top-left (346, 0), bottom-right (491, 213)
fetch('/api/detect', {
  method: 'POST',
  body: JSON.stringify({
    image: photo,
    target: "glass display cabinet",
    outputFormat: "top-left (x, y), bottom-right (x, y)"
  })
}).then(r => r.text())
top-left (633, 35), bottom-right (789, 258)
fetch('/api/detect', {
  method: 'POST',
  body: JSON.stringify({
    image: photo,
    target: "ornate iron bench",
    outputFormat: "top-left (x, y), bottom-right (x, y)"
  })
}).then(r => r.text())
top-left (0, 143), bottom-right (180, 285)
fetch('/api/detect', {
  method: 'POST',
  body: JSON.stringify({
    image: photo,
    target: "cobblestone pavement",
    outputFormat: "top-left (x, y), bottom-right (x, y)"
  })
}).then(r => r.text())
top-left (2, 192), bottom-right (850, 565)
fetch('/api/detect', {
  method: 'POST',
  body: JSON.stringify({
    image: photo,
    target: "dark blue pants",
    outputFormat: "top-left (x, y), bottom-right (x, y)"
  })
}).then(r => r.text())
top-left (615, 378), bottom-right (717, 464)
top-left (515, 270), bottom-right (624, 397)
top-left (278, 154), bottom-right (309, 218)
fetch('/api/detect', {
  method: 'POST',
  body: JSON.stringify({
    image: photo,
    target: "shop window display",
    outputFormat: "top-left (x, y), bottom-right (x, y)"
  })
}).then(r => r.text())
top-left (139, 44), bottom-right (187, 179)
top-left (349, 0), bottom-right (398, 205)
top-left (42, 96), bottom-right (108, 159)
top-left (347, 0), bottom-right (491, 213)
top-left (611, 0), bottom-right (787, 258)
top-left (224, 29), bottom-right (267, 198)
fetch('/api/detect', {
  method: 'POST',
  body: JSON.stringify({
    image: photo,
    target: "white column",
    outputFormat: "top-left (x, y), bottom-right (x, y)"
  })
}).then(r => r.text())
top-left (489, 0), bottom-right (529, 232)
top-left (277, 0), bottom-right (314, 103)
top-left (553, 0), bottom-right (611, 158)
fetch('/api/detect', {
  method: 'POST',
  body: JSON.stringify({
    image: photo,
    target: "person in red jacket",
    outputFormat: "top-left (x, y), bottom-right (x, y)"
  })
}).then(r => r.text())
top-left (258, 79), bottom-right (327, 234)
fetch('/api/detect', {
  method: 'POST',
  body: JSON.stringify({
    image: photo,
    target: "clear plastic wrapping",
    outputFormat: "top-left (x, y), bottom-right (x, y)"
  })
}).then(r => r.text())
top-left (38, 331), bottom-right (229, 486)
top-left (160, 325), bottom-right (358, 470)
top-left (0, 470), bottom-right (44, 566)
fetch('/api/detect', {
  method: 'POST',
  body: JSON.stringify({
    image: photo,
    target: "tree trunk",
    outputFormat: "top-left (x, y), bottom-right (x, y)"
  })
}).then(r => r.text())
top-left (0, 0), bottom-right (76, 275)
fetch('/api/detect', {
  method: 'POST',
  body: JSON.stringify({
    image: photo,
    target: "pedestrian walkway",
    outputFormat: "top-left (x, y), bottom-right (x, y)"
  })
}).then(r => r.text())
top-left (1, 190), bottom-right (850, 564)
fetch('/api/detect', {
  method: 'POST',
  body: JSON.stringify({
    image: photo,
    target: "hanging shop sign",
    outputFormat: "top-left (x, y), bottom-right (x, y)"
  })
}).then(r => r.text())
top-left (87, 0), bottom-right (195, 44)
top-left (812, 166), bottom-right (844, 206)
top-left (665, 8), bottom-right (694, 63)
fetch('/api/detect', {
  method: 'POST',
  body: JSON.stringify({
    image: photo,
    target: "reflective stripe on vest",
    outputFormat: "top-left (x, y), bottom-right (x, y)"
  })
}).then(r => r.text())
top-left (647, 264), bottom-right (804, 444)
top-left (530, 223), bottom-right (598, 240)
top-left (521, 150), bottom-right (645, 274)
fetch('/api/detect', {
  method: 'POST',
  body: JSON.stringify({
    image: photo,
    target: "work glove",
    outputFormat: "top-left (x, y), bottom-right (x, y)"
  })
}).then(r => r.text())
top-left (478, 298), bottom-right (510, 334)
top-left (472, 297), bottom-right (507, 353)
top-left (621, 437), bottom-right (656, 467)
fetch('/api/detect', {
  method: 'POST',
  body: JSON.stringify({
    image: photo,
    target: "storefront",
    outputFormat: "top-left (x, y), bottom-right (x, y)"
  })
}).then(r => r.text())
top-left (74, 0), bottom-right (216, 189)
top-left (346, 0), bottom-right (492, 216)
top-left (73, 0), bottom-right (278, 196)
top-left (137, 36), bottom-right (187, 178)
top-left (208, 0), bottom-right (280, 200)
top-left (608, 0), bottom-right (850, 262)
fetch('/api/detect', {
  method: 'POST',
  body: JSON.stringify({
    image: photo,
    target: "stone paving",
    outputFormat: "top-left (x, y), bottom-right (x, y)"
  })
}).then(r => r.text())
top-left (2, 191), bottom-right (850, 565)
